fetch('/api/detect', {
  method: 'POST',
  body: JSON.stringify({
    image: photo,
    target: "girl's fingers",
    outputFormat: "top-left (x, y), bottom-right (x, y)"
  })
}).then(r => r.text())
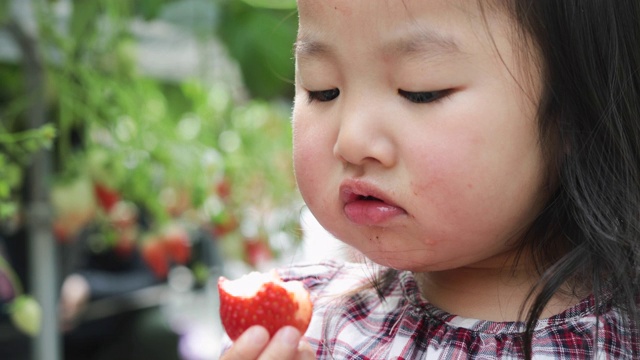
top-left (220, 326), bottom-right (314, 360)
top-left (258, 326), bottom-right (305, 360)
top-left (297, 339), bottom-right (316, 360)
top-left (221, 326), bottom-right (270, 360)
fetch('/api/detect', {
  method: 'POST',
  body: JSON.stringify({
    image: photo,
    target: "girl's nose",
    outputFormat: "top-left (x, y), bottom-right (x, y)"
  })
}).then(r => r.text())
top-left (332, 101), bottom-right (396, 168)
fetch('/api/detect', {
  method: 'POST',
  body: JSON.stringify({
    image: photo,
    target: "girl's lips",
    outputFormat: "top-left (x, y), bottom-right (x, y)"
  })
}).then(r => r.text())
top-left (339, 180), bottom-right (407, 226)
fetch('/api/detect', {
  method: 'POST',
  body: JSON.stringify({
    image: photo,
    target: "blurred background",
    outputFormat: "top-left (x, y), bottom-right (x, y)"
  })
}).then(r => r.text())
top-left (0, 0), bottom-right (345, 359)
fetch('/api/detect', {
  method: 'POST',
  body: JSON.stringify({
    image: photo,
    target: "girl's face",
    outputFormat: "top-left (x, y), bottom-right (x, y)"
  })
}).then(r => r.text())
top-left (293, 0), bottom-right (548, 272)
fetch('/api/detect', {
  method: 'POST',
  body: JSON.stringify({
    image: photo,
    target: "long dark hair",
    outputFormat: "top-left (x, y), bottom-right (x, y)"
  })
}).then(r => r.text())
top-left (368, 1), bottom-right (640, 358)
top-left (498, 1), bottom-right (640, 358)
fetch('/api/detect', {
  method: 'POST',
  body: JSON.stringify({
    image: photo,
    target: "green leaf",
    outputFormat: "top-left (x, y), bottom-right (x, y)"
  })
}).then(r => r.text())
top-left (241, 0), bottom-right (297, 9)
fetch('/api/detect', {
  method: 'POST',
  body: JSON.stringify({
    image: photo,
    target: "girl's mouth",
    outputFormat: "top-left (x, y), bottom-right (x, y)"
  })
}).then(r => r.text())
top-left (340, 181), bottom-right (407, 226)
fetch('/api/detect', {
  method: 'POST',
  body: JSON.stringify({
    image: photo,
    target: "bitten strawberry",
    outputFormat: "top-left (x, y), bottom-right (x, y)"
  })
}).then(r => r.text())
top-left (218, 271), bottom-right (313, 341)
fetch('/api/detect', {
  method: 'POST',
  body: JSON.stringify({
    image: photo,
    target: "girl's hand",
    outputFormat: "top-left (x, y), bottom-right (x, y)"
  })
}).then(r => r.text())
top-left (221, 325), bottom-right (315, 360)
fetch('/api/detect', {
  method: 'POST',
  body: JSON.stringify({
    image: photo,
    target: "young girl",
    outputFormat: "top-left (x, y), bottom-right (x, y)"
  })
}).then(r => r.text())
top-left (222, 1), bottom-right (640, 359)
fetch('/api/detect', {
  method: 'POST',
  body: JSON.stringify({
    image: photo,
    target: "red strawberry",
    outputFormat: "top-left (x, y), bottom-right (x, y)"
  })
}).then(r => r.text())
top-left (215, 177), bottom-right (232, 200)
top-left (52, 221), bottom-right (71, 243)
top-left (93, 183), bottom-right (120, 212)
top-left (161, 223), bottom-right (191, 265)
top-left (113, 226), bottom-right (137, 259)
top-left (141, 237), bottom-right (169, 279)
top-left (218, 271), bottom-right (313, 341)
top-left (243, 237), bottom-right (273, 268)
top-left (212, 212), bottom-right (239, 237)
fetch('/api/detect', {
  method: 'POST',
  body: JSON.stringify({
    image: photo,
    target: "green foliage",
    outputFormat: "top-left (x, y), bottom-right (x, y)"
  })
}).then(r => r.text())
top-left (0, 0), bottom-right (302, 264)
top-left (0, 124), bottom-right (56, 218)
top-left (159, 0), bottom-right (220, 37)
top-left (133, 0), bottom-right (177, 20)
top-left (129, 0), bottom-right (298, 100)
top-left (217, 1), bottom-right (297, 99)
top-left (241, 0), bottom-right (296, 10)
top-left (0, 0), bottom-right (304, 336)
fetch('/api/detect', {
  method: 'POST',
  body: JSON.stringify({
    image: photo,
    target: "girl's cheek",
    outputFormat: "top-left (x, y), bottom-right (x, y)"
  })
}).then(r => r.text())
top-left (293, 132), bottom-right (323, 194)
top-left (408, 138), bottom-right (491, 216)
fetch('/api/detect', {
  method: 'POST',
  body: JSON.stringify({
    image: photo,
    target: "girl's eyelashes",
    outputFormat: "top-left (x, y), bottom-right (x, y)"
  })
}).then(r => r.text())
top-left (307, 88), bottom-right (340, 103)
top-left (305, 88), bottom-right (450, 104)
top-left (398, 89), bottom-right (450, 104)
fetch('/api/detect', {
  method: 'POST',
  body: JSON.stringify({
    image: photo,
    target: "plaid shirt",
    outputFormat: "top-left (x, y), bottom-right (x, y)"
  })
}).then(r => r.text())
top-left (271, 261), bottom-right (637, 359)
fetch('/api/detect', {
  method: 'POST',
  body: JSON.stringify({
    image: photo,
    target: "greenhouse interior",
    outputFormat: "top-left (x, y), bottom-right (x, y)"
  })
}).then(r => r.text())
top-left (0, 1), bottom-right (343, 359)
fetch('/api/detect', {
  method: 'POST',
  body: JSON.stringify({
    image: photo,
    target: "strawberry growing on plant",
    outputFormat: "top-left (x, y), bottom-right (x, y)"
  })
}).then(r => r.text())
top-left (113, 226), bottom-right (137, 258)
top-left (51, 176), bottom-right (98, 242)
top-left (215, 176), bottom-right (232, 201)
top-left (161, 223), bottom-right (191, 265)
top-left (212, 210), bottom-right (239, 237)
top-left (0, 260), bottom-right (41, 337)
top-left (9, 295), bottom-right (42, 337)
top-left (141, 235), bottom-right (169, 279)
top-left (218, 271), bottom-right (313, 341)
top-left (105, 201), bottom-right (139, 258)
top-left (93, 182), bottom-right (121, 212)
top-left (243, 237), bottom-right (273, 268)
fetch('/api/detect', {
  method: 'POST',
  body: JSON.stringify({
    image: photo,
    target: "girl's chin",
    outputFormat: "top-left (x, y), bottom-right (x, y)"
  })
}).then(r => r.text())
top-left (349, 248), bottom-right (463, 272)
top-left (350, 251), bottom-right (425, 271)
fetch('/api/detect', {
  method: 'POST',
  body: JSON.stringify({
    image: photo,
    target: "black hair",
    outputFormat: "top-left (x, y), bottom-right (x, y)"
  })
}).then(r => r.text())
top-left (498, 1), bottom-right (640, 358)
top-left (372, 1), bottom-right (640, 358)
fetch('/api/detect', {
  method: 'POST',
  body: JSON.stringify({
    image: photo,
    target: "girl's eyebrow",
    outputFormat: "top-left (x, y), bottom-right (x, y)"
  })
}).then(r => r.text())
top-left (294, 30), bottom-right (462, 61)
top-left (294, 37), bottom-right (330, 59)
top-left (389, 31), bottom-right (462, 58)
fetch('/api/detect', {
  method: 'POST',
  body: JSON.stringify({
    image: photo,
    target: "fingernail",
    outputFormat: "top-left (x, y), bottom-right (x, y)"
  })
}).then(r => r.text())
top-left (275, 326), bottom-right (300, 347)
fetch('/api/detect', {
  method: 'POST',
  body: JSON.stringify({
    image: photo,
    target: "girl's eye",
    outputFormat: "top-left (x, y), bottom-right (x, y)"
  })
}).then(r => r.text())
top-left (398, 89), bottom-right (449, 104)
top-left (307, 88), bottom-right (340, 103)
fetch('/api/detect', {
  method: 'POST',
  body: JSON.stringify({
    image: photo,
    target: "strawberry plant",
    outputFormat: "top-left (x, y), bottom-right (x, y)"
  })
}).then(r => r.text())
top-left (0, 255), bottom-right (42, 337)
top-left (0, 1), bottom-right (304, 346)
